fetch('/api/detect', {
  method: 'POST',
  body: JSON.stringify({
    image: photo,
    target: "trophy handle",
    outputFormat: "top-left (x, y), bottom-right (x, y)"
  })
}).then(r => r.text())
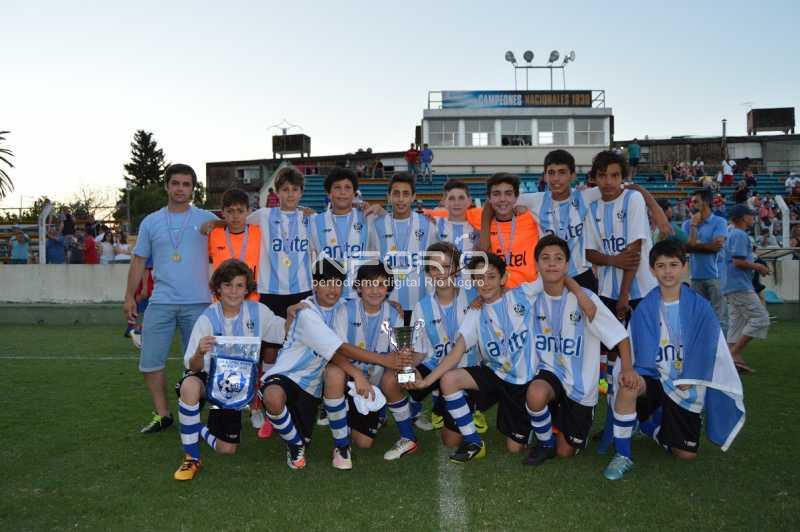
top-left (381, 320), bottom-right (398, 351)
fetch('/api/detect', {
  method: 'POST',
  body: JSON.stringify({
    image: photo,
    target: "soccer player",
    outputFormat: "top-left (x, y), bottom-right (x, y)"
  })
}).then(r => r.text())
top-left (208, 188), bottom-right (261, 299)
top-left (603, 240), bottom-right (745, 480)
top-left (407, 252), bottom-right (594, 463)
top-left (261, 258), bottom-right (411, 469)
top-left (323, 262), bottom-right (403, 469)
top-left (432, 179), bottom-right (481, 255)
top-left (380, 242), bottom-right (484, 458)
top-left (683, 189), bottom-right (728, 329)
top-left (723, 204), bottom-right (770, 373)
top-left (173, 259), bottom-right (286, 480)
top-left (523, 235), bottom-right (629, 466)
top-left (309, 167), bottom-right (372, 301)
top-left (369, 172), bottom-right (438, 324)
top-left (478, 173), bottom-right (541, 288)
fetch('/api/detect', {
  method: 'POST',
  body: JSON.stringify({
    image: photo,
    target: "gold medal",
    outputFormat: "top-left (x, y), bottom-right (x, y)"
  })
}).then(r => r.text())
top-left (673, 360), bottom-right (683, 371)
top-left (495, 330), bottom-right (503, 338)
top-left (284, 257), bottom-right (292, 267)
top-left (557, 355), bottom-right (566, 367)
top-left (660, 338), bottom-right (669, 347)
top-left (358, 341), bottom-right (365, 349)
top-left (398, 273), bottom-right (407, 280)
top-left (390, 244), bottom-right (397, 251)
top-left (502, 360), bottom-right (511, 372)
top-left (543, 327), bottom-right (551, 334)
top-left (331, 238), bottom-right (337, 245)
top-left (442, 335), bottom-right (449, 343)
top-left (171, 252), bottom-right (181, 262)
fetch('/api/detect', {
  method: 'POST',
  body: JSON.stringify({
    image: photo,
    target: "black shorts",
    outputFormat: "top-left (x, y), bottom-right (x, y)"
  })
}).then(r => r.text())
top-left (174, 371), bottom-right (242, 444)
top-left (573, 268), bottom-right (598, 294)
top-left (533, 370), bottom-right (594, 450)
top-left (442, 366), bottom-right (530, 444)
top-left (637, 376), bottom-right (701, 454)
top-left (259, 291), bottom-right (313, 320)
top-left (599, 296), bottom-right (642, 355)
top-left (407, 365), bottom-right (457, 417)
top-left (261, 374), bottom-right (321, 442)
top-left (346, 392), bottom-right (382, 439)
top-left (629, 158), bottom-right (640, 167)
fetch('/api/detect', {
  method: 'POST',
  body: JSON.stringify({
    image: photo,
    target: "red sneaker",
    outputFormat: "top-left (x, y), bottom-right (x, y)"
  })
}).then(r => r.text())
top-left (258, 418), bottom-right (274, 439)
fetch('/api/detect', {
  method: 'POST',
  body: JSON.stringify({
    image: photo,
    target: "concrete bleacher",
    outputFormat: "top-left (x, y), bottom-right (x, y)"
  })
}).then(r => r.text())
top-left (298, 172), bottom-right (790, 213)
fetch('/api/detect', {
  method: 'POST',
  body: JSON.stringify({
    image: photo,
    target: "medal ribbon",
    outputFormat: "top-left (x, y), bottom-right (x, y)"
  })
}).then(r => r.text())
top-left (493, 215), bottom-right (517, 264)
top-left (165, 208), bottom-right (192, 257)
top-left (331, 210), bottom-right (354, 253)
top-left (359, 301), bottom-right (386, 352)
top-left (224, 226), bottom-right (249, 261)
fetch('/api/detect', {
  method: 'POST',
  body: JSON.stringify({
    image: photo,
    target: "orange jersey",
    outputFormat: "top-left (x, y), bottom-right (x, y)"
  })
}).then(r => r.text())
top-left (209, 225), bottom-right (261, 301)
top-left (426, 207), bottom-right (539, 288)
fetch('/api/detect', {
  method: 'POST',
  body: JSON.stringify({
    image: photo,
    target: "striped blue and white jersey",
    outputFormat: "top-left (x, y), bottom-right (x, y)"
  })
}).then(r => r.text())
top-left (247, 207), bottom-right (313, 296)
top-left (368, 212), bottom-right (438, 311)
top-left (264, 298), bottom-right (343, 398)
top-left (653, 300), bottom-right (707, 413)
top-left (412, 287), bottom-right (480, 371)
top-left (517, 187), bottom-right (600, 277)
top-left (531, 289), bottom-right (627, 406)
top-left (435, 218), bottom-right (480, 254)
top-left (585, 189), bottom-right (657, 300)
top-left (309, 209), bottom-right (372, 300)
top-left (458, 287), bottom-right (536, 385)
top-left (333, 298), bottom-right (402, 385)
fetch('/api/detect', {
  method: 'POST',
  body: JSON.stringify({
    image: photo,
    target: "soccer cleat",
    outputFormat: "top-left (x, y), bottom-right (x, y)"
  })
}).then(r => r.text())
top-left (140, 412), bottom-right (173, 433)
top-left (414, 413), bottom-right (434, 431)
top-left (316, 408), bottom-right (329, 426)
top-left (173, 455), bottom-right (202, 481)
top-left (523, 445), bottom-right (556, 466)
top-left (250, 409), bottom-right (265, 429)
top-left (431, 412), bottom-right (444, 430)
top-left (383, 438), bottom-right (419, 460)
top-left (332, 446), bottom-right (353, 470)
top-left (449, 440), bottom-right (486, 464)
top-left (287, 444), bottom-right (307, 470)
top-left (603, 453), bottom-right (634, 480)
top-left (473, 410), bottom-right (488, 434)
top-left (257, 418), bottom-right (274, 439)
top-left (130, 330), bottom-right (142, 349)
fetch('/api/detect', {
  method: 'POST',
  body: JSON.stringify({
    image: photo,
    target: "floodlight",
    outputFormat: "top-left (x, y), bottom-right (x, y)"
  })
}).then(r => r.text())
top-left (523, 50), bottom-right (534, 63)
top-left (548, 50), bottom-right (560, 63)
top-left (568, 50), bottom-right (576, 61)
top-left (505, 51), bottom-right (517, 64)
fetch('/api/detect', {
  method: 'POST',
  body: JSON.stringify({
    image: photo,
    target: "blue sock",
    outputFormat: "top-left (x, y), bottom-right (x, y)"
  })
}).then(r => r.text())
top-left (388, 398), bottom-right (417, 441)
top-left (527, 404), bottom-right (555, 448)
top-left (199, 425), bottom-right (217, 451)
top-left (443, 391), bottom-right (481, 445)
top-left (409, 397), bottom-right (422, 419)
top-left (640, 408), bottom-right (663, 440)
top-left (267, 406), bottom-right (303, 447)
top-left (178, 399), bottom-right (202, 459)
top-left (612, 410), bottom-right (637, 459)
top-left (324, 396), bottom-right (350, 448)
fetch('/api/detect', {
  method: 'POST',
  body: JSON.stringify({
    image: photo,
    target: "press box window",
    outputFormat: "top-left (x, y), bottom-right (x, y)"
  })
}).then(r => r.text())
top-left (574, 118), bottom-right (606, 145)
top-left (537, 119), bottom-right (568, 145)
top-left (428, 120), bottom-right (458, 147)
top-left (501, 119), bottom-right (532, 146)
top-left (236, 167), bottom-right (261, 184)
top-left (465, 120), bottom-right (495, 147)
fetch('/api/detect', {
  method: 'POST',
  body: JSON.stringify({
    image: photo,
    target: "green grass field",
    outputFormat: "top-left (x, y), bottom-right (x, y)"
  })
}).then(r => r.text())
top-left (1, 307), bottom-right (799, 531)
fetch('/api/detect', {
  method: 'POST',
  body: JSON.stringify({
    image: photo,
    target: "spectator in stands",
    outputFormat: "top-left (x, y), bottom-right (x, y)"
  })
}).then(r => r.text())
top-left (113, 232), bottom-right (131, 263)
top-left (373, 160), bottom-right (385, 179)
top-left (9, 226), bottom-right (30, 264)
top-left (99, 232), bottom-right (115, 264)
top-left (46, 227), bottom-right (66, 264)
top-left (693, 158), bottom-right (705, 178)
top-left (627, 138), bottom-right (641, 178)
top-left (420, 143), bottom-right (434, 184)
top-left (747, 192), bottom-right (760, 212)
top-left (673, 196), bottom-right (690, 221)
top-left (662, 164), bottom-right (673, 182)
top-left (744, 168), bottom-right (757, 188)
top-left (728, 159), bottom-right (738, 175)
top-left (679, 161), bottom-right (691, 179)
top-left (759, 196), bottom-right (775, 227)
top-left (733, 180), bottom-right (749, 204)
top-left (355, 161), bottom-right (366, 179)
top-left (83, 226), bottom-right (99, 265)
top-left (671, 162), bottom-right (682, 181)
top-left (60, 207), bottom-right (76, 263)
top-left (757, 228), bottom-right (778, 247)
top-left (68, 233), bottom-right (84, 264)
top-left (712, 193), bottom-right (727, 218)
top-left (653, 199), bottom-right (688, 244)
top-left (785, 172), bottom-right (800, 195)
top-left (683, 189), bottom-right (729, 332)
top-left (405, 143), bottom-right (420, 178)
top-left (722, 160), bottom-right (734, 186)
top-left (266, 187), bottom-right (279, 208)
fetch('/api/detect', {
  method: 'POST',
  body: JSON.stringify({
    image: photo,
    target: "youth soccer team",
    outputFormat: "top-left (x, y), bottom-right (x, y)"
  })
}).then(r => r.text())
top-left (167, 148), bottom-right (745, 482)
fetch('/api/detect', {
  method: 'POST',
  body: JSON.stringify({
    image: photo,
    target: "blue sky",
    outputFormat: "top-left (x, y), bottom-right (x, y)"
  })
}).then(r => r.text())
top-left (2, 0), bottom-right (798, 209)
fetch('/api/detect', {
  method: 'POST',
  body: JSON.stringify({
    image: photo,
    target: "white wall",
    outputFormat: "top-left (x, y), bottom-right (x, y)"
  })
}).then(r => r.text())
top-left (0, 264), bottom-right (130, 303)
top-left (429, 145), bottom-right (603, 174)
top-left (762, 258), bottom-right (800, 302)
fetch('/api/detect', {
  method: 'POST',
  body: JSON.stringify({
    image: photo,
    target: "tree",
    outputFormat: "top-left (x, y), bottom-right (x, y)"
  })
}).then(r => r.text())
top-left (0, 130), bottom-right (14, 199)
top-left (123, 130), bottom-right (167, 188)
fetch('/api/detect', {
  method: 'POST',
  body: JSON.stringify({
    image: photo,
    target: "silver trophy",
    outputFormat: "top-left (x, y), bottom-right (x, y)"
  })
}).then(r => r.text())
top-left (382, 319), bottom-right (425, 384)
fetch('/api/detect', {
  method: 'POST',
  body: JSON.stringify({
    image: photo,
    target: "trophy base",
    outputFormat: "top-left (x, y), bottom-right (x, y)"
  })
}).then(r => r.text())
top-left (397, 371), bottom-right (416, 384)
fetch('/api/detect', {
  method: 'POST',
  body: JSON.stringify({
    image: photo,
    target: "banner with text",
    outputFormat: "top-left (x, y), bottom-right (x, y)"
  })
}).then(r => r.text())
top-left (441, 90), bottom-right (593, 109)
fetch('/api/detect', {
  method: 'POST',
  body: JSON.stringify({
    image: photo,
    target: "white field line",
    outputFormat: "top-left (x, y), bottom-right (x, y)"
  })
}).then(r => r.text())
top-left (438, 441), bottom-right (468, 531)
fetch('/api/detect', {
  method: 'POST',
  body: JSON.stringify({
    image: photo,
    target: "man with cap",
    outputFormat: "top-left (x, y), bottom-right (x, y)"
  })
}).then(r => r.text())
top-left (9, 226), bottom-right (31, 264)
top-left (722, 204), bottom-right (769, 373)
top-left (785, 172), bottom-right (800, 196)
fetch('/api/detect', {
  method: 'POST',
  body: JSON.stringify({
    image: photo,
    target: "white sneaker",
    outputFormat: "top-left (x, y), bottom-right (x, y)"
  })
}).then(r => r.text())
top-left (332, 446), bottom-right (353, 470)
top-left (250, 409), bottom-right (265, 429)
top-left (414, 414), bottom-right (434, 432)
top-left (383, 437), bottom-right (419, 461)
top-left (130, 331), bottom-right (142, 349)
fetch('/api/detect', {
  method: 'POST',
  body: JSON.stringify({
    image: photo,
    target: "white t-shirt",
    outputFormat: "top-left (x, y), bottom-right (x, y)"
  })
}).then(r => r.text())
top-left (265, 299), bottom-right (343, 398)
top-left (722, 161), bottom-right (733, 175)
top-left (517, 187), bottom-right (601, 277)
top-left (531, 290), bottom-right (627, 406)
top-left (183, 302), bottom-right (286, 373)
top-left (247, 207), bottom-right (313, 295)
top-left (585, 189), bottom-right (657, 300)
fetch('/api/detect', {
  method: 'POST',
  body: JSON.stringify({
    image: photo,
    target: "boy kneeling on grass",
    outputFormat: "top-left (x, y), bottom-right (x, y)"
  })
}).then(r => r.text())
top-left (603, 239), bottom-right (746, 480)
top-left (174, 259), bottom-right (287, 481)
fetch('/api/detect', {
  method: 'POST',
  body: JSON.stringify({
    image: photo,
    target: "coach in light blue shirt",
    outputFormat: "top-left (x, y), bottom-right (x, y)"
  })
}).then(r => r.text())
top-left (123, 164), bottom-right (218, 434)
top-left (683, 189), bottom-right (728, 333)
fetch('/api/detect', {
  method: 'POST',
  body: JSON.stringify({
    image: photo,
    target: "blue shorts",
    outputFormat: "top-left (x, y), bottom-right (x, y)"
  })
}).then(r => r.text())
top-left (139, 303), bottom-right (207, 372)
